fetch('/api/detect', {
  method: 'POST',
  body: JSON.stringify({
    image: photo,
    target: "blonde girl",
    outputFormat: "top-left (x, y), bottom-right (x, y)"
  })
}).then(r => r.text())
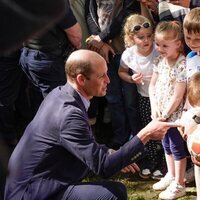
top-left (149, 21), bottom-right (187, 200)
top-left (119, 14), bottom-right (164, 180)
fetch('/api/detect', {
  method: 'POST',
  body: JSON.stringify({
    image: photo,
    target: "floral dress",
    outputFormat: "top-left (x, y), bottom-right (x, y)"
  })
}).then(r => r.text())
top-left (153, 54), bottom-right (187, 122)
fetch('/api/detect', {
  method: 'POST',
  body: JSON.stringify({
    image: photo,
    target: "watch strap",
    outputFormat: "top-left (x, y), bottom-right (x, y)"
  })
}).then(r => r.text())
top-left (193, 115), bottom-right (200, 124)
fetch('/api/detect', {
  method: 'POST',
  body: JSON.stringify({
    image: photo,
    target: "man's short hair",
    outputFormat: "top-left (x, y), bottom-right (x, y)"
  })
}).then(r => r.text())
top-left (183, 7), bottom-right (200, 34)
top-left (65, 56), bottom-right (93, 81)
top-left (188, 71), bottom-right (200, 106)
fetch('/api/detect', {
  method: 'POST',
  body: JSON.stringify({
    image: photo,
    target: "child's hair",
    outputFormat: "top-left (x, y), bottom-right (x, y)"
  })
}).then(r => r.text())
top-left (188, 71), bottom-right (200, 107)
top-left (123, 14), bottom-right (152, 48)
top-left (155, 20), bottom-right (184, 54)
top-left (183, 7), bottom-right (200, 34)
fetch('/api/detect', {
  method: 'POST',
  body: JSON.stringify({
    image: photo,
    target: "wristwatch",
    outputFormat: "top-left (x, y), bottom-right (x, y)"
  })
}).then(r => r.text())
top-left (192, 115), bottom-right (200, 124)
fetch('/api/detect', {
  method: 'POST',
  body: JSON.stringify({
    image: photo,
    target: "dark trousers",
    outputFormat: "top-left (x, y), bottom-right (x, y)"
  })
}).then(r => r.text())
top-left (20, 47), bottom-right (66, 113)
top-left (0, 56), bottom-right (25, 199)
top-left (106, 54), bottom-right (141, 148)
top-left (0, 57), bottom-right (22, 142)
top-left (61, 181), bottom-right (127, 200)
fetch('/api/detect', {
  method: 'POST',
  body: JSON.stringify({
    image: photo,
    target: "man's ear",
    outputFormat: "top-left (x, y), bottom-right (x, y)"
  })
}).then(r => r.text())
top-left (76, 74), bottom-right (86, 86)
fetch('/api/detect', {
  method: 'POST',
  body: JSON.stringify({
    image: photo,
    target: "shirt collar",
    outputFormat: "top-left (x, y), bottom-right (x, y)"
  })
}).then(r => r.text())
top-left (76, 90), bottom-right (90, 111)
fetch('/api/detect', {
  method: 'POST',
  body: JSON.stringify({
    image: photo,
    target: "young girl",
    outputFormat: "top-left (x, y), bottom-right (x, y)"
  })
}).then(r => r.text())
top-left (149, 21), bottom-right (187, 199)
top-left (119, 14), bottom-right (164, 180)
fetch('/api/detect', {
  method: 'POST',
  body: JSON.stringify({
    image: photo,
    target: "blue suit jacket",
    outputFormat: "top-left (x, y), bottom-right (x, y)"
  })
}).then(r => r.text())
top-left (5, 83), bottom-right (145, 200)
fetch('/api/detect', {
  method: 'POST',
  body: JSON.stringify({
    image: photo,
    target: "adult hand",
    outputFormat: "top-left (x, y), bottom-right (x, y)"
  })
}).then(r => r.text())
top-left (121, 162), bottom-right (140, 174)
top-left (137, 118), bottom-right (180, 144)
top-left (99, 43), bottom-right (115, 63)
top-left (139, 0), bottom-right (158, 12)
top-left (86, 35), bottom-right (104, 52)
top-left (168, 0), bottom-right (190, 7)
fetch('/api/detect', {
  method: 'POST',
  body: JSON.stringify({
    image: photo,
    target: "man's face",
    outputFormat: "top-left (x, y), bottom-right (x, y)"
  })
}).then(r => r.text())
top-left (184, 29), bottom-right (200, 55)
top-left (82, 59), bottom-right (110, 99)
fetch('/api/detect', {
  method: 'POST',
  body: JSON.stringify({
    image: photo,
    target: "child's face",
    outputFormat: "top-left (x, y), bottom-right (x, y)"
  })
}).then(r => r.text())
top-left (155, 33), bottom-right (181, 59)
top-left (131, 28), bottom-right (153, 55)
top-left (184, 29), bottom-right (200, 55)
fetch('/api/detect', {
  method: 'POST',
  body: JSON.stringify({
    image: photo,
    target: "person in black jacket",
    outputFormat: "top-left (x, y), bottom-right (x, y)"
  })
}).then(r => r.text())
top-left (85, 0), bottom-right (142, 149)
top-left (20, 0), bottom-right (82, 114)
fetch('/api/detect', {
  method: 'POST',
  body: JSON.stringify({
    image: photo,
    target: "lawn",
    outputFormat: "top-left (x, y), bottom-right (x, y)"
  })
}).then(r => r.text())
top-left (85, 172), bottom-right (197, 200)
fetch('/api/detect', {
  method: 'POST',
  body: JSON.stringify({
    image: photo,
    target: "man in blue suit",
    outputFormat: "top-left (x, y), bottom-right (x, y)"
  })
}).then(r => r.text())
top-left (4, 50), bottom-right (179, 200)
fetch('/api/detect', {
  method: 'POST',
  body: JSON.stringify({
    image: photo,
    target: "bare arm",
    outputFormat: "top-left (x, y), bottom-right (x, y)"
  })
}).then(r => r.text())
top-left (149, 72), bottom-right (160, 119)
top-left (137, 118), bottom-right (180, 144)
top-left (118, 66), bottom-right (133, 83)
top-left (64, 22), bottom-right (82, 49)
top-left (162, 81), bottom-right (186, 118)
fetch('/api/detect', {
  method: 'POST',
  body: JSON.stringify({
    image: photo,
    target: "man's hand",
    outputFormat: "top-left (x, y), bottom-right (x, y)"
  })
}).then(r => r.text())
top-left (121, 162), bottom-right (140, 174)
top-left (137, 118), bottom-right (180, 144)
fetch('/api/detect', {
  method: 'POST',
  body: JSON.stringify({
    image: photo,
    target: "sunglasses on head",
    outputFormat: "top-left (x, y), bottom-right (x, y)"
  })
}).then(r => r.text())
top-left (131, 22), bottom-right (151, 32)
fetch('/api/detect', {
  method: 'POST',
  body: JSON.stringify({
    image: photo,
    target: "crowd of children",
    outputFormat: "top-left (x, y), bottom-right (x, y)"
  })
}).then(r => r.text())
top-left (117, 6), bottom-right (200, 200)
top-left (1, 1), bottom-right (200, 200)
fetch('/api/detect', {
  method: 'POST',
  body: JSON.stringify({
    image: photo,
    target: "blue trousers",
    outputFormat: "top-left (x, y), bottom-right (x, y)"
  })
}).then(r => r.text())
top-left (61, 181), bottom-right (127, 200)
top-left (20, 47), bottom-right (66, 112)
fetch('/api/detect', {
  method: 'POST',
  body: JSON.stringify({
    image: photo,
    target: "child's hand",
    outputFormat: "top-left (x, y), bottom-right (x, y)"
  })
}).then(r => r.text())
top-left (191, 155), bottom-right (200, 167)
top-left (151, 106), bottom-right (160, 120)
top-left (131, 73), bottom-right (144, 85)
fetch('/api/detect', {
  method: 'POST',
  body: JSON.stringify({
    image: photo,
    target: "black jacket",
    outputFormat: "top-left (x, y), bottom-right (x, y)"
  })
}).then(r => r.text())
top-left (85, 0), bottom-right (141, 42)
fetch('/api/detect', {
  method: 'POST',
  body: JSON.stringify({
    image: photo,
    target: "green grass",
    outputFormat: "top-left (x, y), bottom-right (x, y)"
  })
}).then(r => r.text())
top-left (85, 172), bottom-right (197, 200)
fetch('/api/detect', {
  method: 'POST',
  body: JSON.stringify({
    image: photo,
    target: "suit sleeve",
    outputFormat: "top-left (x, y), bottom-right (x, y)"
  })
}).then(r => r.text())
top-left (60, 105), bottom-right (145, 178)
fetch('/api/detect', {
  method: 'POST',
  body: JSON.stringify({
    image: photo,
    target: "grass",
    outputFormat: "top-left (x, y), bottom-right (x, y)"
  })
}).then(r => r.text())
top-left (85, 172), bottom-right (197, 200)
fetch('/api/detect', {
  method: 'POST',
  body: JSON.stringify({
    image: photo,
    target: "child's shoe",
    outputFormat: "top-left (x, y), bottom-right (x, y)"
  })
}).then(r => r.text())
top-left (158, 181), bottom-right (186, 200)
top-left (139, 168), bottom-right (151, 179)
top-left (151, 169), bottom-right (164, 180)
top-left (152, 173), bottom-right (174, 191)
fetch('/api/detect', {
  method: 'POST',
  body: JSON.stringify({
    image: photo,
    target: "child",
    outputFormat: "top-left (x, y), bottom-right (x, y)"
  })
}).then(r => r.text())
top-left (149, 21), bottom-right (187, 199)
top-left (118, 14), bottom-right (164, 180)
top-left (178, 72), bottom-right (200, 200)
top-left (183, 7), bottom-right (200, 80)
top-left (183, 8), bottom-right (200, 200)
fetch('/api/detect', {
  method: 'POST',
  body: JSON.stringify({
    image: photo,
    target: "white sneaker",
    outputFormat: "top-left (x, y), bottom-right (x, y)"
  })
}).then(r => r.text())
top-left (159, 181), bottom-right (186, 200)
top-left (153, 173), bottom-right (174, 191)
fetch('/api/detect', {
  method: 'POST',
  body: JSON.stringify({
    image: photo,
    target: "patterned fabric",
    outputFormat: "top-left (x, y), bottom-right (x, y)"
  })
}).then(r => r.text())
top-left (96, 0), bottom-right (122, 31)
top-left (153, 54), bottom-right (187, 122)
top-left (158, 0), bottom-right (190, 22)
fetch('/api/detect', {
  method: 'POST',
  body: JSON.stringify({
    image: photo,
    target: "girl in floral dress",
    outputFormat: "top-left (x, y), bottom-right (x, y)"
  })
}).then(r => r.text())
top-left (149, 21), bottom-right (187, 200)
